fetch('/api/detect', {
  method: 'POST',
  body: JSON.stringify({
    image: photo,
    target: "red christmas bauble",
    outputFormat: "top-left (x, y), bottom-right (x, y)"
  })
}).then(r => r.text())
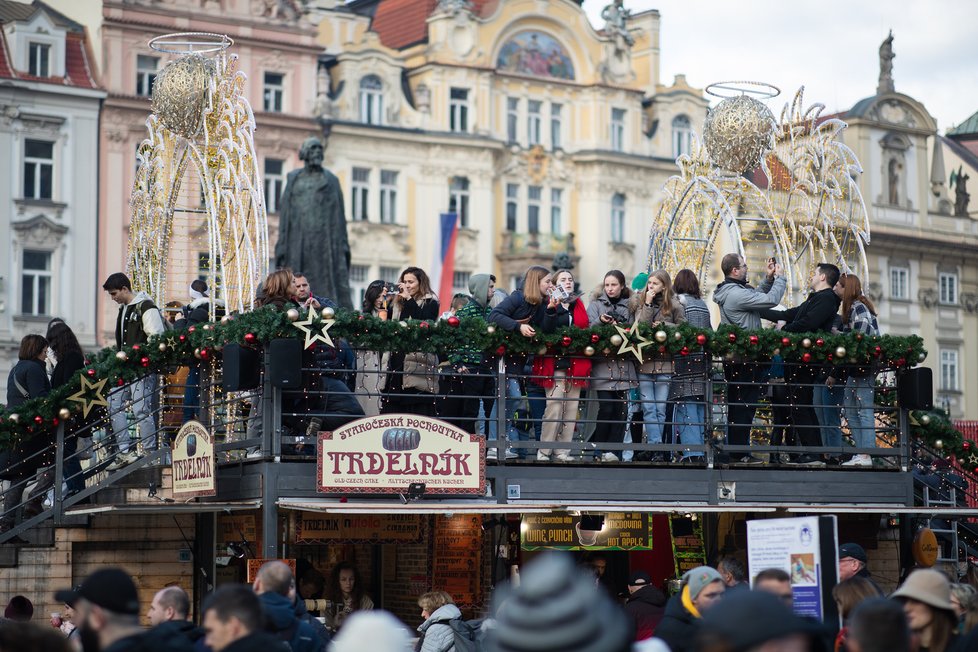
top-left (814, 338), bottom-right (824, 347)
top-left (420, 321), bottom-right (430, 329)
top-left (495, 345), bottom-right (507, 356)
top-left (117, 378), bottom-right (125, 386)
top-left (873, 345), bottom-right (882, 357)
top-left (856, 334), bottom-right (864, 341)
top-left (34, 415), bottom-right (43, 424)
top-left (680, 346), bottom-right (690, 356)
top-left (132, 344), bottom-right (141, 352)
top-left (897, 357), bottom-right (906, 367)
top-left (591, 334), bottom-right (600, 344)
top-left (749, 335), bottom-right (759, 345)
top-left (802, 353), bottom-right (812, 363)
top-left (244, 333), bottom-right (256, 344)
top-left (781, 337), bottom-right (791, 347)
top-left (51, 418), bottom-right (59, 426)
top-left (827, 354), bottom-right (833, 361)
top-left (87, 368), bottom-right (96, 377)
top-left (561, 335), bottom-right (573, 347)
top-left (659, 345), bottom-right (666, 354)
top-left (728, 333), bottom-right (737, 343)
top-left (447, 316), bottom-right (460, 328)
top-left (963, 441), bottom-right (971, 450)
top-left (140, 357), bottom-right (150, 367)
top-left (200, 348), bottom-right (211, 360)
top-left (179, 334), bottom-right (187, 342)
top-left (696, 334), bottom-right (707, 346)
top-left (188, 326), bottom-right (196, 333)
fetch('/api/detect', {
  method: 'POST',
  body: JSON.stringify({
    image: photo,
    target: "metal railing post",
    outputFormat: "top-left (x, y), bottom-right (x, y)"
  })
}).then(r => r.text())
top-left (495, 361), bottom-right (507, 466)
top-left (705, 357), bottom-right (715, 468)
top-left (54, 422), bottom-right (65, 523)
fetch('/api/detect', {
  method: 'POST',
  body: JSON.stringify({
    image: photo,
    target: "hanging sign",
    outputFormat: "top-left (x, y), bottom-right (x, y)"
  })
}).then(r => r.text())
top-left (318, 415), bottom-right (485, 494)
top-left (171, 420), bottom-right (216, 498)
top-left (295, 513), bottom-right (423, 543)
top-left (521, 513), bottom-right (653, 551)
top-left (912, 528), bottom-right (939, 567)
top-left (669, 515), bottom-right (707, 577)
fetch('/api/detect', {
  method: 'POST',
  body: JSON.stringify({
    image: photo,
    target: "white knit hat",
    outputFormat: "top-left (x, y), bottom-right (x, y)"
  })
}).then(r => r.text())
top-left (328, 610), bottom-right (414, 652)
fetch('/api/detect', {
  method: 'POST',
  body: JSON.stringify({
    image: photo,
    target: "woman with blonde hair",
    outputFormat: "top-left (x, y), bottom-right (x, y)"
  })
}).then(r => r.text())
top-left (631, 269), bottom-right (685, 462)
top-left (382, 266), bottom-right (440, 416)
top-left (415, 590), bottom-right (462, 652)
top-left (828, 273), bottom-right (880, 467)
top-left (255, 268), bottom-right (299, 309)
top-left (832, 576), bottom-right (884, 652)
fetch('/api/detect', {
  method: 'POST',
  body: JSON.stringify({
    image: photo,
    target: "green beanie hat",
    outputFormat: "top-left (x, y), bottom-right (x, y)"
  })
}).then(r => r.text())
top-left (631, 272), bottom-right (649, 291)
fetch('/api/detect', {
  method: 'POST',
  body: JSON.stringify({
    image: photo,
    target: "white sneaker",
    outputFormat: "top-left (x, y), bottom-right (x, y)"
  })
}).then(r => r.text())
top-left (536, 452), bottom-right (551, 461)
top-left (106, 452), bottom-right (137, 471)
top-left (245, 449), bottom-right (262, 459)
top-left (486, 448), bottom-right (498, 460)
top-left (602, 452), bottom-right (619, 462)
top-left (556, 454), bottom-right (572, 462)
top-left (505, 449), bottom-right (518, 460)
top-left (841, 454), bottom-right (872, 467)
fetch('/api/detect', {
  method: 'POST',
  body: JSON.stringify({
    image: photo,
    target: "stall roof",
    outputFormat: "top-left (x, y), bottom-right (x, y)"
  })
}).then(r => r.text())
top-left (278, 498), bottom-right (557, 514)
top-left (65, 500), bottom-right (261, 516)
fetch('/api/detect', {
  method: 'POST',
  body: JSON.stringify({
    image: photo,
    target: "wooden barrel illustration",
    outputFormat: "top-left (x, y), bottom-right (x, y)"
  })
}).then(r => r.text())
top-left (382, 428), bottom-right (421, 451)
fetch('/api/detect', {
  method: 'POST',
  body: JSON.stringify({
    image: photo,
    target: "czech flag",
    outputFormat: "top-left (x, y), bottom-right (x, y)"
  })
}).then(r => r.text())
top-left (433, 212), bottom-right (459, 312)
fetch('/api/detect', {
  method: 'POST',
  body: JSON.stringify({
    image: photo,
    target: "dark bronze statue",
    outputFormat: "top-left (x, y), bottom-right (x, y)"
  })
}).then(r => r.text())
top-left (274, 137), bottom-right (353, 308)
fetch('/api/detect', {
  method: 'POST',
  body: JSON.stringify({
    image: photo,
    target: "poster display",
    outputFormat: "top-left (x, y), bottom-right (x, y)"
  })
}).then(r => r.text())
top-left (432, 515), bottom-right (482, 607)
top-left (669, 515), bottom-right (707, 577)
top-left (295, 513), bottom-right (422, 543)
top-left (747, 516), bottom-right (838, 620)
top-left (521, 513), bottom-right (653, 551)
top-left (171, 420), bottom-right (216, 498)
top-left (318, 415), bottom-right (485, 494)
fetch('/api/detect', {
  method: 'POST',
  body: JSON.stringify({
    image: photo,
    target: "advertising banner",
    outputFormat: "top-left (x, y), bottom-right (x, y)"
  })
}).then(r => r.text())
top-left (318, 415), bottom-right (485, 494)
top-left (295, 513), bottom-right (423, 543)
top-left (521, 513), bottom-right (653, 551)
top-left (171, 420), bottom-right (216, 498)
top-left (670, 515), bottom-right (707, 576)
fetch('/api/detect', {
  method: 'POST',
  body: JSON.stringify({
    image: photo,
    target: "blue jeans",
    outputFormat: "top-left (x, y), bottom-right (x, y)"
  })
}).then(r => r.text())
top-left (843, 376), bottom-right (876, 450)
top-left (674, 400), bottom-right (705, 458)
top-left (638, 373), bottom-right (671, 445)
top-left (815, 384), bottom-right (844, 450)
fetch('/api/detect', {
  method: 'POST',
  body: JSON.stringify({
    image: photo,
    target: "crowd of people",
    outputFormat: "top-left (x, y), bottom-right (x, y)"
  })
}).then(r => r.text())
top-left (1, 546), bottom-right (976, 652)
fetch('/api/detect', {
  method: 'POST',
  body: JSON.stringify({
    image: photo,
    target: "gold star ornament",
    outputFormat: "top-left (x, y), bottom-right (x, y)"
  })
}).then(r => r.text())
top-left (614, 321), bottom-right (651, 364)
top-left (292, 316), bottom-right (335, 350)
top-left (67, 375), bottom-right (109, 419)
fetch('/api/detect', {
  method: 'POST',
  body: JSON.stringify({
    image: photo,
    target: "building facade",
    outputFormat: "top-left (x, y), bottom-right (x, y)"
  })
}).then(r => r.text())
top-left (0, 0), bottom-right (104, 397)
top-left (317, 0), bottom-right (707, 302)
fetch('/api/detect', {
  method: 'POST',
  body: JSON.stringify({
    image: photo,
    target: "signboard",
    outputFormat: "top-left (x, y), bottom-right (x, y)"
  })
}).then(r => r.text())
top-left (318, 415), bottom-right (485, 494)
top-left (521, 513), bottom-right (653, 551)
top-left (747, 516), bottom-right (838, 622)
top-left (295, 513), bottom-right (423, 543)
top-left (246, 558), bottom-right (296, 583)
top-left (218, 514), bottom-right (257, 543)
top-left (912, 528), bottom-right (939, 567)
top-left (669, 515), bottom-right (707, 576)
top-left (432, 515), bottom-right (482, 607)
top-left (171, 420), bottom-right (216, 498)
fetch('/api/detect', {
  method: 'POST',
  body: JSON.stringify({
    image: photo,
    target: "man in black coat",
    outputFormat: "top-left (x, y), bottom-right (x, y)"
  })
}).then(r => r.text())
top-left (202, 585), bottom-right (289, 652)
top-left (759, 263), bottom-right (842, 466)
top-left (623, 571), bottom-right (667, 641)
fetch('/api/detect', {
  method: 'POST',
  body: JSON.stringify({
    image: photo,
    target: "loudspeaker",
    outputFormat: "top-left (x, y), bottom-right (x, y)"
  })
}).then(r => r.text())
top-left (222, 343), bottom-right (260, 391)
top-left (898, 367), bottom-right (933, 410)
top-left (269, 338), bottom-right (302, 388)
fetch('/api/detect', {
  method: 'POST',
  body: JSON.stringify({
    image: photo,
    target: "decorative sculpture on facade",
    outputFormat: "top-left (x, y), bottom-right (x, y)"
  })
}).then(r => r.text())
top-left (878, 31), bottom-right (895, 94)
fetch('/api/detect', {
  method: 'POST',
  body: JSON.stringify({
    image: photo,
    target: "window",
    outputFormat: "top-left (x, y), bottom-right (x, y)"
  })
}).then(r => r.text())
top-left (505, 183), bottom-right (519, 232)
top-left (551, 188), bottom-right (563, 234)
top-left (349, 264), bottom-right (370, 308)
top-left (889, 267), bottom-right (909, 300)
top-left (453, 271), bottom-right (471, 292)
top-left (263, 72), bottom-right (284, 112)
top-left (672, 114), bottom-right (692, 159)
top-left (939, 273), bottom-right (958, 305)
top-left (350, 265), bottom-right (369, 284)
top-left (380, 266), bottom-right (400, 282)
top-left (21, 250), bottom-right (52, 316)
top-left (506, 97), bottom-right (519, 143)
top-left (24, 139), bottom-right (54, 200)
top-left (351, 167), bottom-right (370, 221)
top-left (197, 252), bottom-right (222, 288)
top-left (28, 42), bottom-right (50, 77)
top-left (449, 88), bottom-right (469, 133)
top-left (449, 176), bottom-right (469, 228)
top-left (551, 103), bottom-right (563, 150)
top-left (359, 75), bottom-right (384, 125)
top-left (380, 170), bottom-right (398, 224)
top-left (611, 108), bottom-right (626, 152)
top-left (528, 186), bottom-right (542, 234)
top-left (263, 158), bottom-right (285, 214)
top-left (940, 350), bottom-right (959, 392)
top-left (527, 101), bottom-right (542, 146)
top-left (611, 193), bottom-right (626, 242)
top-left (136, 55), bottom-right (159, 97)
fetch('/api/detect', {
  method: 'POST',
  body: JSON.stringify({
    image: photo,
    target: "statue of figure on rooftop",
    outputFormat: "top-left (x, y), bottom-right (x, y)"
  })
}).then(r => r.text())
top-left (953, 166), bottom-right (971, 217)
top-left (601, 0), bottom-right (635, 49)
top-left (878, 30), bottom-right (895, 94)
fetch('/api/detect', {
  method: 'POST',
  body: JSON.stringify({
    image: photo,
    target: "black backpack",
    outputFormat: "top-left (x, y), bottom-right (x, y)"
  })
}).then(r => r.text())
top-left (440, 619), bottom-right (487, 652)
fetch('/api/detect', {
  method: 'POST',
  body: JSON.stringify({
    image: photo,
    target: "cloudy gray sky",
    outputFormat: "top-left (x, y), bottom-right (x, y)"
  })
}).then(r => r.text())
top-left (582, 0), bottom-right (978, 133)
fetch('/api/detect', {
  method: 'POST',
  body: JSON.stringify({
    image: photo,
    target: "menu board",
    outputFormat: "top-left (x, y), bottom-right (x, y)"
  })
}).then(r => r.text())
top-left (669, 515), bottom-right (707, 577)
top-left (295, 513), bottom-right (423, 543)
top-left (521, 513), bottom-right (653, 551)
top-left (432, 515), bottom-right (482, 607)
top-left (218, 514), bottom-right (258, 544)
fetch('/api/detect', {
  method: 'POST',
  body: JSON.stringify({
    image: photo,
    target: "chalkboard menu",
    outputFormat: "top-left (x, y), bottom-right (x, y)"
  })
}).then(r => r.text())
top-left (432, 515), bottom-right (482, 608)
top-left (669, 515), bottom-right (707, 577)
top-left (521, 513), bottom-right (653, 551)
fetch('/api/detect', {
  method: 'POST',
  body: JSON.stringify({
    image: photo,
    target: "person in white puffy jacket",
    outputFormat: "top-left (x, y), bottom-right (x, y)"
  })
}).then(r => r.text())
top-left (416, 591), bottom-right (463, 652)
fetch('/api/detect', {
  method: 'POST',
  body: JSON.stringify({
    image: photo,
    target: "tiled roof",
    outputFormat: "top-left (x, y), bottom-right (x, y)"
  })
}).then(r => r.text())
top-left (0, 0), bottom-right (99, 89)
top-left (947, 109), bottom-right (978, 138)
top-left (371, 0), bottom-right (497, 50)
top-left (745, 154), bottom-right (795, 192)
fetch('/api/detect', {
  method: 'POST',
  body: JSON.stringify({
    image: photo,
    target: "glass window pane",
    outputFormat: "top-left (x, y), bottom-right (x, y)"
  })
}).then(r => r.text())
top-left (39, 164), bottom-right (52, 199)
top-left (265, 159), bottom-right (283, 174)
top-left (24, 250), bottom-right (50, 270)
top-left (26, 140), bottom-right (53, 158)
top-left (21, 275), bottom-right (34, 314)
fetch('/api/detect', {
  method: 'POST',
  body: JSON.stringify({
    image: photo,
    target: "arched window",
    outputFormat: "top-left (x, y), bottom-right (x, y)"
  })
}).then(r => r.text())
top-left (672, 115), bottom-right (692, 159)
top-left (611, 193), bottom-right (626, 243)
top-left (359, 75), bottom-right (384, 125)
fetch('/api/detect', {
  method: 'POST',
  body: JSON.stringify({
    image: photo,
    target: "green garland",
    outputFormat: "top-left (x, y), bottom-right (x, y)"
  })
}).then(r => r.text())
top-left (908, 410), bottom-right (978, 473)
top-left (0, 306), bottom-right (927, 448)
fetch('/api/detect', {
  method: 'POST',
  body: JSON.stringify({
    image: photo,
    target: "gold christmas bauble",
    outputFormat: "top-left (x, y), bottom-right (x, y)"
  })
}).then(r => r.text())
top-left (398, 321), bottom-right (408, 328)
top-left (486, 325), bottom-right (496, 334)
top-left (116, 351), bottom-right (129, 362)
top-left (151, 54), bottom-right (215, 139)
top-left (584, 346), bottom-right (596, 356)
top-left (835, 346), bottom-right (847, 358)
top-left (8, 413), bottom-right (18, 423)
top-left (59, 408), bottom-right (72, 420)
top-left (655, 330), bottom-right (668, 343)
top-left (221, 315), bottom-right (231, 324)
top-left (610, 335), bottom-right (624, 347)
top-left (703, 94), bottom-right (776, 173)
top-left (674, 331), bottom-right (683, 341)
top-left (920, 414), bottom-right (931, 425)
top-left (286, 308), bottom-right (300, 322)
top-left (934, 439), bottom-right (944, 449)
top-left (801, 338), bottom-right (812, 349)
top-left (321, 307), bottom-right (336, 320)
top-left (159, 343), bottom-right (168, 352)
top-left (918, 351), bottom-right (927, 363)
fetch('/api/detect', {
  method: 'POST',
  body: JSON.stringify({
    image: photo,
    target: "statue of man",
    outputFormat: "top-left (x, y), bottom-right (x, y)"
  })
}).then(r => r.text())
top-left (878, 30), bottom-right (895, 94)
top-left (274, 137), bottom-right (353, 308)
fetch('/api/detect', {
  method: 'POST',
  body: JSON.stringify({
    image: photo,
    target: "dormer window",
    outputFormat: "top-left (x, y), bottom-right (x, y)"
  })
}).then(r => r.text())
top-left (28, 42), bottom-right (50, 77)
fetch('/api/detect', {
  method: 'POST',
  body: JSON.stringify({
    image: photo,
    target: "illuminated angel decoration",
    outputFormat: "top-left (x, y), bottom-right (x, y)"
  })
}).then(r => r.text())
top-left (128, 33), bottom-right (269, 317)
top-left (650, 85), bottom-right (869, 305)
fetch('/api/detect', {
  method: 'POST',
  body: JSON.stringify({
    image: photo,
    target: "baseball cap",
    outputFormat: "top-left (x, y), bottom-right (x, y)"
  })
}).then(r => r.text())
top-left (55, 568), bottom-right (141, 616)
top-left (628, 571), bottom-right (651, 587)
top-left (699, 590), bottom-right (823, 652)
top-left (838, 543), bottom-right (867, 563)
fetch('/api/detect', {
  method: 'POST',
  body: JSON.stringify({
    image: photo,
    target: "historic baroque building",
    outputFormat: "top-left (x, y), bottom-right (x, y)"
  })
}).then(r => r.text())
top-left (0, 0), bottom-right (104, 396)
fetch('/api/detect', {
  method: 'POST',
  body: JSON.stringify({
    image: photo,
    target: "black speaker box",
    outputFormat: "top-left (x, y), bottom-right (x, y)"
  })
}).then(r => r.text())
top-left (269, 338), bottom-right (303, 388)
top-left (898, 367), bottom-right (933, 410)
top-left (222, 343), bottom-right (260, 391)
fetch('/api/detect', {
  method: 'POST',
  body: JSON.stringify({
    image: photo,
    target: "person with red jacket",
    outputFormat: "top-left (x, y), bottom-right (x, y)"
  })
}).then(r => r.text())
top-left (534, 269), bottom-right (591, 461)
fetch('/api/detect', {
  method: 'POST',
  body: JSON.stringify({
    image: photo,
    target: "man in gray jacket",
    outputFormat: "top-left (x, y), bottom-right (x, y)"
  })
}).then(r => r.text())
top-left (713, 254), bottom-right (786, 463)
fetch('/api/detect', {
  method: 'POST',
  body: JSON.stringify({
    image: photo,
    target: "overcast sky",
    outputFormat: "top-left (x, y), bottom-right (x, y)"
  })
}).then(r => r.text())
top-left (582, 0), bottom-right (978, 133)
